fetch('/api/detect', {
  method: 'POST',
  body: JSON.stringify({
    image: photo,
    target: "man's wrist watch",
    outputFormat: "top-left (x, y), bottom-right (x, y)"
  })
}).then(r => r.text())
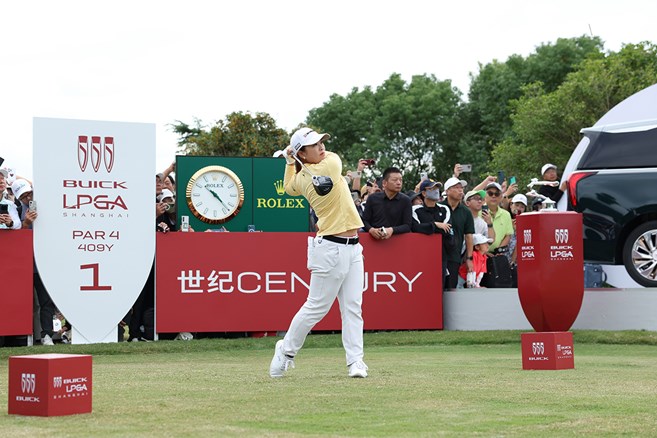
top-left (466, 256), bottom-right (473, 260)
top-left (487, 223), bottom-right (493, 228)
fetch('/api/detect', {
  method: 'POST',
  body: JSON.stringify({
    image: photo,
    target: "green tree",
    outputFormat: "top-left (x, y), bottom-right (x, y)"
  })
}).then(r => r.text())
top-left (171, 112), bottom-right (289, 157)
top-left (489, 42), bottom-right (657, 188)
top-left (462, 35), bottom-right (604, 163)
top-left (307, 73), bottom-right (462, 188)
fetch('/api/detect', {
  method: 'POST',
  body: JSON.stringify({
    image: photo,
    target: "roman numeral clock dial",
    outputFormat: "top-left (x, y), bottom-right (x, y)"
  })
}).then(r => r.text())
top-left (185, 165), bottom-right (245, 224)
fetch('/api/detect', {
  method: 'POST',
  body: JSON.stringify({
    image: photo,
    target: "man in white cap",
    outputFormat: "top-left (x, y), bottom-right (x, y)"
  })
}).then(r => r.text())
top-left (483, 182), bottom-right (514, 255)
top-left (539, 163), bottom-right (568, 202)
top-left (440, 177), bottom-right (474, 289)
top-left (464, 189), bottom-right (495, 243)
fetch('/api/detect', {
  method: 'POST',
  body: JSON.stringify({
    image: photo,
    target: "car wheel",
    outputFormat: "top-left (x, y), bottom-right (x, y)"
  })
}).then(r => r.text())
top-left (622, 220), bottom-right (657, 287)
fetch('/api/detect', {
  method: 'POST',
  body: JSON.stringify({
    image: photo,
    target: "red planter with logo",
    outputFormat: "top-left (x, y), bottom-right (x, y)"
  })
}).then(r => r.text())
top-left (521, 331), bottom-right (575, 370)
top-left (8, 354), bottom-right (92, 416)
top-left (517, 212), bottom-right (583, 370)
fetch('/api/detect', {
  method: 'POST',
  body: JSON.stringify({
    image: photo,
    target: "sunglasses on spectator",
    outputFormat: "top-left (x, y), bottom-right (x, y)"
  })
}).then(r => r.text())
top-left (487, 191), bottom-right (501, 197)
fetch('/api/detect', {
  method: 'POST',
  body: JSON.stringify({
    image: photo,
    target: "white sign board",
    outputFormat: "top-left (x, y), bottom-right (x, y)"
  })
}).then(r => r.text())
top-left (33, 117), bottom-right (155, 343)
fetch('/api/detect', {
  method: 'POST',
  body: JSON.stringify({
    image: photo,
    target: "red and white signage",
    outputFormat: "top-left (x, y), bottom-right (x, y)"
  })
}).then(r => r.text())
top-left (33, 118), bottom-right (155, 343)
top-left (156, 233), bottom-right (443, 332)
top-left (0, 230), bottom-right (33, 336)
top-left (521, 332), bottom-right (575, 370)
top-left (8, 353), bottom-right (92, 416)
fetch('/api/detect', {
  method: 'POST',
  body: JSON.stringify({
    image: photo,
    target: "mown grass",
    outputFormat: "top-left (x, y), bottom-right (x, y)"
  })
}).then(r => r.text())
top-left (1, 330), bottom-right (656, 437)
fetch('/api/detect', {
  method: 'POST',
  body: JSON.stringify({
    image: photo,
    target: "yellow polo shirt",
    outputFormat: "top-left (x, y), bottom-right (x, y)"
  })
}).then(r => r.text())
top-left (284, 151), bottom-right (363, 236)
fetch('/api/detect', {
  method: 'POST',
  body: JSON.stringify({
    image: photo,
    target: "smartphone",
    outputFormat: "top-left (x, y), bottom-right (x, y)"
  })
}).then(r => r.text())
top-left (482, 205), bottom-right (489, 213)
top-left (509, 176), bottom-right (517, 185)
top-left (420, 172), bottom-right (428, 181)
top-left (365, 159), bottom-right (376, 166)
top-left (29, 200), bottom-right (37, 212)
top-left (0, 204), bottom-right (8, 214)
top-left (181, 215), bottom-right (190, 232)
top-left (0, 156), bottom-right (4, 167)
top-left (461, 164), bottom-right (472, 172)
top-left (247, 225), bottom-right (256, 232)
top-left (497, 170), bottom-right (506, 184)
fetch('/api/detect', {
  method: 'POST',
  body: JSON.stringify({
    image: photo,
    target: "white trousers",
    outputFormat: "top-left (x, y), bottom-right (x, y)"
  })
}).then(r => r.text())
top-left (283, 236), bottom-right (365, 366)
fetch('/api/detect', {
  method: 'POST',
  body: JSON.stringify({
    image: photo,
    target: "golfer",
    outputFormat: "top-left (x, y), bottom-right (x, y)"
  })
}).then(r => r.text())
top-left (269, 127), bottom-right (368, 378)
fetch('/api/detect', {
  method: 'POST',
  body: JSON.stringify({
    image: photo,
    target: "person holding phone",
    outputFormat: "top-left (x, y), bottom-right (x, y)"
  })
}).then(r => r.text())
top-left (11, 179), bottom-right (37, 229)
top-left (0, 170), bottom-right (20, 229)
top-left (464, 189), bottom-right (496, 244)
top-left (483, 182), bottom-right (514, 255)
top-left (9, 178), bottom-right (59, 345)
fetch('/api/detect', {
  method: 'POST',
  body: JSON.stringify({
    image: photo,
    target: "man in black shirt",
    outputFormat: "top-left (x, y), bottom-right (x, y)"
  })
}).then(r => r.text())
top-left (362, 167), bottom-right (412, 240)
top-left (411, 179), bottom-right (454, 288)
top-left (440, 177), bottom-right (475, 289)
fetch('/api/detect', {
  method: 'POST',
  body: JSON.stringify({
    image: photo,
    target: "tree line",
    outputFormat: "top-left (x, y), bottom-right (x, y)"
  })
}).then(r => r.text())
top-left (172, 36), bottom-right (657, 190)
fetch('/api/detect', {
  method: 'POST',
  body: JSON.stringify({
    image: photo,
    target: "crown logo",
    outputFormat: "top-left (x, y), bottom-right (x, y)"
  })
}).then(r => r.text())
top-left (274, 180), bottom-right (285, 196)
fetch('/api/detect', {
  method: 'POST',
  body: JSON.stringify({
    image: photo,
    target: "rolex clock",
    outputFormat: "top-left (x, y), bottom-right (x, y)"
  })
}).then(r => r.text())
top-left (186, 165), bottom-right (245, 224)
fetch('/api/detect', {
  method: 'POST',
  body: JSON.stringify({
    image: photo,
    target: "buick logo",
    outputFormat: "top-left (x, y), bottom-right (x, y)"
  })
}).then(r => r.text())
top-left (554, 228), bottom-right (569, 244)
top-left (78, 135), bottom-right (115, 173)
top-left (532, 342), bottom-right (545, 355)
top-left (53, 376), bottom-right (63, 388)
top-left (21, 373), bottom-right (36, 393)
top-left (523, 229), bottom-right (532, 244)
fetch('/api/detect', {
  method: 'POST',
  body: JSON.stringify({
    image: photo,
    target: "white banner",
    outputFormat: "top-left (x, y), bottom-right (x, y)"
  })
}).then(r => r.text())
top-left (33, 117), bottom-right (155, 343)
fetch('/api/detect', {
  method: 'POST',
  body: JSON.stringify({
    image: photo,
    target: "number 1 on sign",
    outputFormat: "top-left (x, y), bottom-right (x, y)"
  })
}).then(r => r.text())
top-left (80, 263), bottom-right (112, 291)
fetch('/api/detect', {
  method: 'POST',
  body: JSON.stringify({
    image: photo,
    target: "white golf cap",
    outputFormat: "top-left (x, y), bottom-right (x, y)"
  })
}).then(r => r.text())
top-left (472, 233), bottom-right (490, 246)
top-left (485, 182), bottom-right (502, 192)
top-left (444, 177), bottom-right (467, 191)
top-left (157, 189), bottom-right (175, 202)
top-left (511, 194), bottom-right (527, 206)
top-left (290, 127), bottom-right (330, 155)
top-left (541, 163), bottom-right (557, 175)
top-left (11, 179), bottom-right (32, 199)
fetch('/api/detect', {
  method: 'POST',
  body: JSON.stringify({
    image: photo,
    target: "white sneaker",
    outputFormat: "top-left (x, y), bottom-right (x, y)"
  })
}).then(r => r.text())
top-left (348, 360), bottom-right (368, 378)
top-left (41, 334), bottom-right (54, 346)
top-left (175, 332), bottom-right (193, 341)
top-left (269, 340), bottom-right (295, 378)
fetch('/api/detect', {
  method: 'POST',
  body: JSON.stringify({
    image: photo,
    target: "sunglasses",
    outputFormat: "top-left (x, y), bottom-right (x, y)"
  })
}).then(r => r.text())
top-left (487, 191), bottom-right (501, 197)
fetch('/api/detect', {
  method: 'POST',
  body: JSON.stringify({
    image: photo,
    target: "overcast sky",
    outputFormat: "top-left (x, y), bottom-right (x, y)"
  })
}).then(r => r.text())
top-left (2, 0), bottom-right (656, 179)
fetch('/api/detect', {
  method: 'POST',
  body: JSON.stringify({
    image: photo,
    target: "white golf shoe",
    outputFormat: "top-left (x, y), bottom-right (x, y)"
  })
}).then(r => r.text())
top-left (41, 334), bottom-right (54, 346)
top-left (348, 360), bottom-right (368, 378)
top-left (269, 340), bottom-right (295, 378)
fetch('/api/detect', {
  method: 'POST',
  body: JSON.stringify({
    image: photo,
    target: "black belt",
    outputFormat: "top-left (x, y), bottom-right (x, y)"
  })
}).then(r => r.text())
top-left (322, 235), bottom-right (359, 245)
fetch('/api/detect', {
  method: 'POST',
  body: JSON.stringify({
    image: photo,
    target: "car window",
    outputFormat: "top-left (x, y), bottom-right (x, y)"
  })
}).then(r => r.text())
top-left (578, 127), bottom-right (657, 169)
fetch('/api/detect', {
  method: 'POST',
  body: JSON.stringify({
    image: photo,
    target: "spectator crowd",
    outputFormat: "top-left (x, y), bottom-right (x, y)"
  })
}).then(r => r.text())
top-left (1, 152), bottom-right (568, 346)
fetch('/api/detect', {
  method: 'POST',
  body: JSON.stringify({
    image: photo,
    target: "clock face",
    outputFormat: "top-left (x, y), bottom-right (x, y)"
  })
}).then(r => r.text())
top-left (185, 166), bottom-right (245, 224)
